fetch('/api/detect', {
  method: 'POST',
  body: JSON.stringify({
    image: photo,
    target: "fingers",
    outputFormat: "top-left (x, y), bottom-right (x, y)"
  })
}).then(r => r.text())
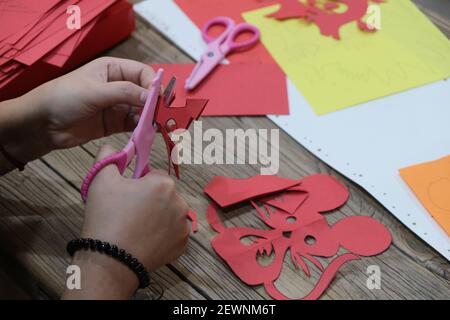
top-left (99, 81), bottom-right (149, 110)
top-left (99, 57), bottom-right (156, 89)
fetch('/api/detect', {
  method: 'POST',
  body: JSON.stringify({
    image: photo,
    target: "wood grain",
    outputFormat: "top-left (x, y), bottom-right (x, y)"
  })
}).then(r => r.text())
top-left (0, 0), bottom-right (449, 299)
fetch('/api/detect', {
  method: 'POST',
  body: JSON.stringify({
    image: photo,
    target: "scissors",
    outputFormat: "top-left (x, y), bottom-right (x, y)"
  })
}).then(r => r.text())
top-left (81, 68), bottom-right (176, 202)
top-left (185, 16), bottom-right (260, 91)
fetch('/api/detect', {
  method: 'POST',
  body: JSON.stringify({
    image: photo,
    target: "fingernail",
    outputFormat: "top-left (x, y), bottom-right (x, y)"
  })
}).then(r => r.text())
top-left (140, 90), bottom-right (149, 105)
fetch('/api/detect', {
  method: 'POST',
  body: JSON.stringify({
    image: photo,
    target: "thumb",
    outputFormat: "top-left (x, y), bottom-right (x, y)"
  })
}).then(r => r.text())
top-left (94, 144), bottom-right (121, 179)
top-left (97, 81), bottom-right (149, 108)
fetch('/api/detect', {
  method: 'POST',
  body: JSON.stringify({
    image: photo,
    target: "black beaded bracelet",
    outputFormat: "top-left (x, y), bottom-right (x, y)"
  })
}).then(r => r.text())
top-left (66, 238), bottom-right (150, 289)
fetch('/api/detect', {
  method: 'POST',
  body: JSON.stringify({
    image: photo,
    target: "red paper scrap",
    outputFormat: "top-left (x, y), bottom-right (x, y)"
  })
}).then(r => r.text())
top-left (187, 210), bottom-right (199, 233)
top-left (152, 63), bottom-right (289, 116)
top-left (204, 174), bottom-right (392, 300)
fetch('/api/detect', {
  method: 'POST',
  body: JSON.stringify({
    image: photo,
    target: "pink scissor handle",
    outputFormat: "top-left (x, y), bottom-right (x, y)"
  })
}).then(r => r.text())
top-left (202, 16), bottom-right (235, 44)
top-left (202, 16), bottom-right (260, 52)
top-left (80, 151), bottom-right (128, 202)
top-left (225, 23), bottom-right (260, 51)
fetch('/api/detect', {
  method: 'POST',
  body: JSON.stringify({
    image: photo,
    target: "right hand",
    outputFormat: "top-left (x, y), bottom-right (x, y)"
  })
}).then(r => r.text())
top-left (83, 144), bottom-right (191, 270)
top-left (63, 145), bottom-right (190, 299)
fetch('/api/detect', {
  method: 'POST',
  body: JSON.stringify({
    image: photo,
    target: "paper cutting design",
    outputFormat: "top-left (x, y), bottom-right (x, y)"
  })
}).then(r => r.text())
top-left (155, 97), bottom-right (208, 178)
top-left (267, 0), bottom-right (384, 40)
top-left (243, 0), bottom-right (450, 114)
top-left (205, 174), bottom-right (392, 299)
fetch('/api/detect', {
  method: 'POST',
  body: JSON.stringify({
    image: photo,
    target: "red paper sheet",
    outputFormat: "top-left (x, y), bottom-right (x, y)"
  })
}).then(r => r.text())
top-left (0, 0), bottom-right (61, 42)
top-left (175, 0), bottom-right (278, 64)
top-left (205, 174), bottom-right (392, 300)
top-left (152, 63), bottom-right (289, 116)
top-left (15, 0), bottom-right (118, 66)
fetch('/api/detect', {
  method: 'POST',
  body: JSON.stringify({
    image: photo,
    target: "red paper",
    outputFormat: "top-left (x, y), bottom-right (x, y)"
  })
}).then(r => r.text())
top-left (155, 97), bottom-right (208, 178)
top-left (0, 0), bottom-right (61, 42)
top-left (187, 210), bottom-right (199, 233)
top-left (0, 0), bottom-right (135, 100)
top-left (205, 174), bottom-right (392, 300)
top-left (152, 63), bottom-right (289, 116)
top-left (15, 0), bottom-right (118, 66)
top-left (204, 175), bottom-right (301, 207)
top-left (268, 0), bottom-right (384, 40)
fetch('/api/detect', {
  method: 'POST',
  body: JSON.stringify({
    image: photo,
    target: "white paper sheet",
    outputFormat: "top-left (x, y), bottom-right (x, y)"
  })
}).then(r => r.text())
top-left (134, 0), bottom-right (450, 260)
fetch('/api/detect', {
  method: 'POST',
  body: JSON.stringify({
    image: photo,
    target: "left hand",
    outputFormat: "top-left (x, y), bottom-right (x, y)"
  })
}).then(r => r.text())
top-left (0, 57), bottom-right (155, 165)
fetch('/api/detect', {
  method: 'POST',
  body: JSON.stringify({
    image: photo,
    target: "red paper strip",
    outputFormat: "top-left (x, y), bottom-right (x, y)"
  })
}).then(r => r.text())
top-left (187, 210), bottom-right (199, 233)
top-left (205, 174), bottom-right (392, 300)
top-left (152, 63), bottom-right (289, 116)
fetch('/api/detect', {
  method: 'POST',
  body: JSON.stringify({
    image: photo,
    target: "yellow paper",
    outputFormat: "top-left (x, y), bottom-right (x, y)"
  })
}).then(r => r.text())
top-left (243, 0), bottom-right (450, 115)
top-left (400, 156), bottom-right (450, 236)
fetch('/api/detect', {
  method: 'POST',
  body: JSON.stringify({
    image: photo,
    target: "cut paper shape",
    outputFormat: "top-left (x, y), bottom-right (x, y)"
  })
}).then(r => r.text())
top-left (267, 0), bottom-right (383, 40)
top-left (259, 190), bottom-right (308, 214)
top-left (204, 175), bottom-right (301, 207)
top-left (155, 97), bottom-right (208, 178)
top-left (152, 63), bottom-right (289, 116)
top-left (243, 0), bottom-right (450, 114)
top-left (400, 155), bottom-right (450, 236)
top-left (205, 174), bottom-right (392, 299)
top-left (187, 210), bottom-right (199, 233)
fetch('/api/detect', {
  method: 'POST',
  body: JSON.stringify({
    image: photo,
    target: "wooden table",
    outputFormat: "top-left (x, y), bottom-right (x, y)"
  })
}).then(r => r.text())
top-left (1, 0), bottom-right (449, 300)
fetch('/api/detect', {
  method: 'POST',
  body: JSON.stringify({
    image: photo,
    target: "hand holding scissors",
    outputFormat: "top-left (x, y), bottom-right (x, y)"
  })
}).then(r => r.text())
top-left (185, 16), bottom-right (260, 91)
top-left (81, 69), bottom-right (176, 202)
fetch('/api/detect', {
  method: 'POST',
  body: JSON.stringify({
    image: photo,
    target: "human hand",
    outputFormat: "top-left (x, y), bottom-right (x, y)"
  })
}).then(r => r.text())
top-left (0, 57), bottom-right (154, 167)
top-left (63, 145), bottom-right (190, 299)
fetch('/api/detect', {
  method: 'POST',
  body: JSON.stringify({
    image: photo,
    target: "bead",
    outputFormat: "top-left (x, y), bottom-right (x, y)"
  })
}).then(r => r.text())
top-left (103, 243), bottom-right (111, 254)
top-left (111, 245), bottom-right (119, 257)
top-left (130, 258), bottom-right (138, 267)
top-left (88, 239), bottom-right (96, 250)
top-left (118, 249), bottom-right (126, 258)
top-left (95, 240), bottom-right (103, 251)
top-left (123, 253), bottom-right (132, 264)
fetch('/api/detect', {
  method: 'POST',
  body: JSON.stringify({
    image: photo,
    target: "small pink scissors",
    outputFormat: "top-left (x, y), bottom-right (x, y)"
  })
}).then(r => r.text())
top-left (81, 68), bottom-right (173, 202)
top-left (185, 16), bottom-right (260, 91)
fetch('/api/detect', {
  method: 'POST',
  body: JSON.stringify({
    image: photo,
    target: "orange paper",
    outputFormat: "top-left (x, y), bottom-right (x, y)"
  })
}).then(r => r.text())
top-left (400, 155), bottom-right (450, 236)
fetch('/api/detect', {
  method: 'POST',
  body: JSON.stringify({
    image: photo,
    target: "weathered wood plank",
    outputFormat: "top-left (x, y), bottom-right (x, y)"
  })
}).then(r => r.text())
top-left (1, 0), bottom-right (449, 300)
top-left (0, 159), bottom-right (205, 300)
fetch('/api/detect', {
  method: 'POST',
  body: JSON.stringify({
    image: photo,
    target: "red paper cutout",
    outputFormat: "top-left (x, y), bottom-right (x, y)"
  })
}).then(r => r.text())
top-left (268, 0), bottom-right (384, 40)
top-left (204, 175), bottom-right (301, 207)
top-left (205, 174), bottom-right (392, 299)
top-left (187, 210), bottom-right (199, 233)
top-left (155, 97), bottom-right (208, 178)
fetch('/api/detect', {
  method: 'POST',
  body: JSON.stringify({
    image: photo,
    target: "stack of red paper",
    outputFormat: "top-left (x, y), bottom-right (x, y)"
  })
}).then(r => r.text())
top-left (0, 0), bottom-right (135, 101)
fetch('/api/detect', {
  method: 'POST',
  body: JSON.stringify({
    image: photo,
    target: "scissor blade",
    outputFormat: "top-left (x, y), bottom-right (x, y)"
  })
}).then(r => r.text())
top-left (163, 76), bottom-right (177, 106)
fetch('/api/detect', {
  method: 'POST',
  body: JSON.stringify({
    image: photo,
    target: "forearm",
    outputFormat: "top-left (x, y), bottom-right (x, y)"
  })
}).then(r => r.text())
top-left (62, 250), bottom-right (138, 300)
top-left (0, 89), bottom-right (52, 175)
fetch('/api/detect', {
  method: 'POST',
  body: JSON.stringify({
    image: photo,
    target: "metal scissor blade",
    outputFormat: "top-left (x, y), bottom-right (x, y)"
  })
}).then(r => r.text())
top-left (163, 76), bottom-right (177, 106)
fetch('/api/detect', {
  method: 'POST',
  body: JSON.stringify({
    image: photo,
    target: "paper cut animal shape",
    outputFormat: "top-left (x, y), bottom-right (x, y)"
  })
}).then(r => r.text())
top-left (205, 174), bottom-right (392, 299)
top-left (267, 0), bottom-right (384, 39)
top-left (155, 98), bottom-right (208, 178)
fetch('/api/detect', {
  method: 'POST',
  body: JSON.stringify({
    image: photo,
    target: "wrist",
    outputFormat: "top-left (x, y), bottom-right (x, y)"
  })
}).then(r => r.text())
top-left (0, 88), bottom-right (53, 164)
top-left (62, 249), bottom-right (139, 300)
